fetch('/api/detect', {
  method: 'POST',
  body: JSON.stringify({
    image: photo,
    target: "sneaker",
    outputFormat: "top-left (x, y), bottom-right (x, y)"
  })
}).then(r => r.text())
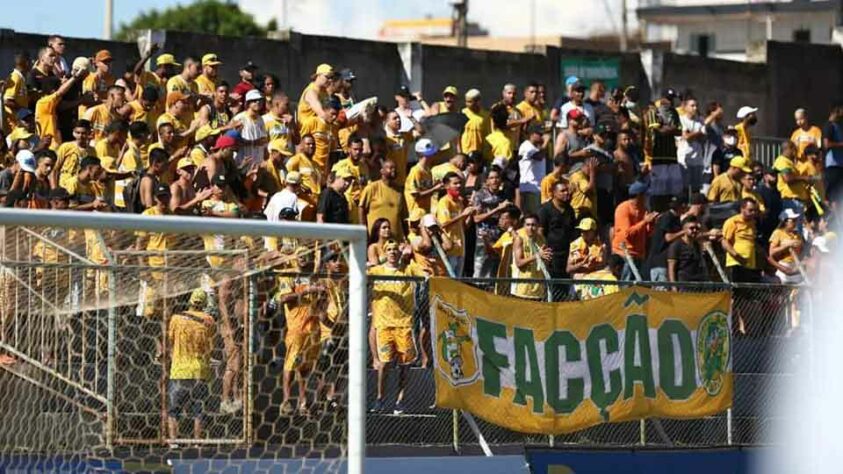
top-left (393, 400), bottom-right (406, 415)
top-left (368, 398), bottom-right (384, 413)
top-left (280, 400), bottom-right (294, 415)
top-left (220, 400), bottom-right (236, 415)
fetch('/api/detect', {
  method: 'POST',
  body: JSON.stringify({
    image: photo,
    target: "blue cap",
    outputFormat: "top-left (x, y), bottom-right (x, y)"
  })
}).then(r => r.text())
top-left (16, 109), bottom-right (33, 120)
top-left (628, 181), bottom-right (649, 196)
top-left (224, 129), bottom-right (242, 141)
top-left (565, 76), bottom-right (580, 87)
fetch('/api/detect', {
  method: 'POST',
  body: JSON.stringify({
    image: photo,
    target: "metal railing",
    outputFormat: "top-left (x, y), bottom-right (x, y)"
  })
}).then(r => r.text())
top-left (751, 136), bottom-right (784, 168)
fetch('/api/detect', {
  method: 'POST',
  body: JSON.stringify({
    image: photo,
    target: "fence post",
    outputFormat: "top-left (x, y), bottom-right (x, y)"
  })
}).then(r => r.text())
top-left (106, 266), bottom-right (117, 450)
top-left (452, 409), bottom-right (460, 453)
top-left (246, 271), bottom-right (257, 445)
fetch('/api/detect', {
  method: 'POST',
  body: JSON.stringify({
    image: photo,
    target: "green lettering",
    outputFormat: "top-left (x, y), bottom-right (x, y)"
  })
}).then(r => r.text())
top-left (586, 324), bottom-right (621, 416)
top-left (514, 327), bottom-right (544, 413)
top-left (476, 318), bottom-right (508, 397)
top-left (545, 330), bottom-right (584, 414)
top-left (658, 320), bottom-right (696, 400)
top-left (624, 315), bottom-right (656, 398)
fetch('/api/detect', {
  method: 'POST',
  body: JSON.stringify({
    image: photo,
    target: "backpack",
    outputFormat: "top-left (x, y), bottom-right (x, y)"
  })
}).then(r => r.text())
top-left (123, 170), bottom-right (146, 214)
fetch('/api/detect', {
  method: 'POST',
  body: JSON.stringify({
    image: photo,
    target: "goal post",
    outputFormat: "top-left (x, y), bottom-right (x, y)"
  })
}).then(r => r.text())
top-left (0, 208), bottom-right (368, 473)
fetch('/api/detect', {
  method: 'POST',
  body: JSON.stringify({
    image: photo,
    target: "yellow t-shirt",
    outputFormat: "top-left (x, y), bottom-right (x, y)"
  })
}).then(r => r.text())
top-left (263, 112), bottom-right (295, 152)
top-left (3, 69), bottom-right (27, 133)
top-left (461, 107), bottom-right (490, 155)
top-left (286, 153), bottom-right (321, 196)
top-left (540, 173), bottom-right (563, 203)
top-left (320, 277), bottom-right (346, 342)
top-left (569, 170), bottom-right (595, 218)
top-left (359, 180), bottom-right (406, 242)
top-left (114, 142), bottom-right (144, 209)
top-left (723, 214), bottom-right (756, 269)
top-left (275, 275), bottom-right (320, 334)
top-left (137, 70), bottom-right (166, 111)
top-left (168, 310), bottom-right (215, 380)
top-left (484, 129), bottom-right (513, 164)
top-left (189, 145), bottom-right (208, 168)
top-left (80, 72), bottom-right (115, 117)
top-left (297, 82), bottom-right (329, 137)
top-left (706, 173), bottom-right (742, 203)
top-left (568, 236), bottom-right (604, 273)
top-left (166, 75), bottom-right (198, 98)
top-left (157, 112), bottom-right (189, 149)
top-left (577, 268), bottom-right (620, 301)
top-left (65, 176), bottom-right (104, 203)
top-left (128, 100), bottom-right (161, 137)
top-left (200, 199), bottom-right (241, 268)
top-left (790, 126), bottom-right (822, 159)
top-left (57, 142), bottom-right (97, 190)
top-left (769, 228), bottom-right (802, 265)
top-left (404, 163), bottom-right (434, 214)
top-left (774, 155), bottom-right (809, 201)
top-left (137, 206), bottom-right (173, 267)
top-left (368, 261), bottom-right (426, 329)
top-left (510, 228), bottom-right (546, 300)
top-left (35, 92), bottom-right (62, 149)
top-left (516, 100), bottom-right (543, 128)
top-left (795, 156), bottom-right (824, 200)
top-left (83, 104), bottom-right (119, 144)
top-left (332, 157), bottom-right (367, 224)
top-left (195, 74), bottom-right (216, 96)
top-left (385, 130), bottom-right (413, 185)
top-left (735, 122), bottom-right (751, 162)
top-left (436, 194), bottom-right (465, 257)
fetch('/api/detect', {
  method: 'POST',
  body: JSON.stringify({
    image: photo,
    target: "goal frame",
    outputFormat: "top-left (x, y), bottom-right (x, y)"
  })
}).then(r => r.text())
top-left (0, 208), bottom-right (368, 474)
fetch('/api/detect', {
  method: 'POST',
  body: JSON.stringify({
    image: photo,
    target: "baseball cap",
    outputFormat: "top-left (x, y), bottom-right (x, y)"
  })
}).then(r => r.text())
top-left (156, 54), bottom-right (180, 67)
top-left (16, 109), bottom-right (33, 120)
top-left (201, 53), bottom-right (222, 66)
top-left (442, 86), bottom-right (458, 97)
top-left (729, 157), bottom-right (752, 173)
top-left (245, 89), bottom-right (263, 103)
top-left (663, 88), bottom-right (678, 100)
top-left (268, 139), bottom-right (293, 155)
top-left (779, 208), bottom-right (801, 221)
top-left (628, 181), bottom-right (649, 196)
top-left (188, 288), bottom-right (207, 307)
top-left (565, 75), bottom-right (580, 87)
top-left (49, 187), bottom-right (70, 200)
top-left (212, 134), bottom-right (237, 151)
top-left (567, 108), bottom-right (584, 120)
top-left (155, 184), bottom-right (171, 197)
top-left (177, 157), bottom-right (195, 170)
top-left (285, 171), bottom-right (302, 184)
top-left (195, 124), bottom-right (221, 142)
top-left (15, 150), bottom-right (35, 173)
top-left (737, 106), bottom-right (758, 119)
top-left (315, 63), bottom-right (333, 76)
top-left (241, 61), bottom-right (258, 71)
top-left (335, 167), bottom-right (354, 180)
top-left (576, 217), bottom-right (597, 231)
top-left (7, 127), bottom-right (33, 143)
top-left (94, 50), bottom-right (112, 63)
top-left (465, 88), bottom-right (481, 100)
top-left (166, 91), bottom-right (189, 108)
top-left (414, 138), bottom-right (439, 157)
top-left (396, 85), bottom-right (412, 98)
top-left (339, 68), bottom-right (356, 81)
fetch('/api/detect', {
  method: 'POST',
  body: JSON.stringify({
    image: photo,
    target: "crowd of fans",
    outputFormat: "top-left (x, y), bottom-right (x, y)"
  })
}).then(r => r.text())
top-left (0, 35), bottom-right (841, 421)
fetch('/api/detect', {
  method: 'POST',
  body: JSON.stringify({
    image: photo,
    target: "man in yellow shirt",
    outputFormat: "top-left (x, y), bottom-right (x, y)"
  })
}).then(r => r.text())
top-left (734, 106), bottom-right (758, 162)
top-left (359, 159), bottom-right (407, 242)
top-left (262, 92), bottom-right (296, 151)
top-left (707, 157), bottom-right (749, 203)
top-left (368, 240), bottom-right (426, 414)
top-left (83, 85), bottom-right (126, 144)
top-left (436, 172), bottom-right (476, 276)
top-left (196, 54), bottom-right (221, 97)
top-left (134, 184), bottom-right (174, 317)
top-left (384, 110), bottom-right (419, 185)
top-left (485, 104), bottom-right (514, 165)
top-left (158, 92), bottom-right (199, 152)
top-left (286, 135), bottom-right (321, 219)
top-left (189, 125), bottom-right (221, 168)
top-left (404, 138), bottom-right (442, 214)
top-left (791, 108), bottom-right (823, 159)
top-left (568, 158), bottom-right (598, 219)
top-left (134, 49), bottom-right (178, 112)
top-left (515, 82), bottom-right (544, 131)
top-left (511, 213), bottom-right (552, 300)
top-left (3, 52), bottom-right (31, 133)
top-left (298, 63), bottom-right (336, 169)
top-left (114, 121), bottom-right (150, 209)
top-left (722, 198), bottom-right (760, 282)
top-left (53, 119), bottom-right (96, 189)
top-left (166, 56), bottom-right (201, 117)
top-left (494, 83), bottom-right (529, 152)
top-left (35, 68), bottom-right (87, 150)
top-left (460, 88), bottom-right (489, 155)
top-left (65, 156), bottom-right (108, 211)
top-left (541, 156), bottom-right (566, 203)
top-left (123, 86), bottom-right (161, 141)
top-left (774, 140), bottom-right (814, 216)
top-left (79, 50), bottom-right (116, 118)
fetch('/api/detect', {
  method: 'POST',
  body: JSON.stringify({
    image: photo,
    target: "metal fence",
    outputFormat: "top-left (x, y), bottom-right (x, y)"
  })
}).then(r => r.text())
top-left (751, 136), bottom-right (784, 168)
top-left (365, 274), bottom-right (810, 450)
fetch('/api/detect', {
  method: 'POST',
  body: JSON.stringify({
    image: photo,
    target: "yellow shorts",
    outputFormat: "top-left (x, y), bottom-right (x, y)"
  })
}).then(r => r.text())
top-left (284, 331), bottom-right (320, 372)
top-left (376, 327), bottom-right (416, 365)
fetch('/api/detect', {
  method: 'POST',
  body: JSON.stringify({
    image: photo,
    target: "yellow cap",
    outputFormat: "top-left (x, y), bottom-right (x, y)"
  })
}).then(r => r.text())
top-left (156, 53), bottom-right (181, 67)
top-left (443, 86), bottom-right (458, 96)
top-left (195, 125), bottom-right (221, 142)
top-left (576, 217), bottom-right (598, 231)
top-left (268, 139), bottom-right (293, 155)
top-left (7, 127), bottom-right (33, 143)
top-left (383, 240), bottom-right (400, 252)
top-left (730, 157), bottom-right (752, 173)
top-left (335, 167), bottom-right (354, 179)
top-left (315, 63), bottom-right (334, 76)
top-left (201, 53), bottom-right (222, 66)
top-left (177, 157), bottom-right (195, 170)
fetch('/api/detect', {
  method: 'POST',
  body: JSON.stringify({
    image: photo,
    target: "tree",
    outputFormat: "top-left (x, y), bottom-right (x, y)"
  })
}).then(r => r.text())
top-left (116, 0), bottom-right (268, 41)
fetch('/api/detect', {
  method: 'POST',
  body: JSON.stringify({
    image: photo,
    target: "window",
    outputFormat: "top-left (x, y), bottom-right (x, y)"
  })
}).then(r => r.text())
top-left (793, 28), bottom-right (811, 43)
top-left (690, 33), bottom-right (714, 58)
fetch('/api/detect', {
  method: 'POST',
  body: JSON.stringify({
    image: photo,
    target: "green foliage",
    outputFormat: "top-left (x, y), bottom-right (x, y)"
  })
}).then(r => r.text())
top-left (116, 0), bottom-right (268, 41)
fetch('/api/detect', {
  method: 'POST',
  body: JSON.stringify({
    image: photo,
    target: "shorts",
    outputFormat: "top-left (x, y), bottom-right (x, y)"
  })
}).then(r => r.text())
top-left (376, 327), bottom-right (417, 365)
top-left (167, 379), bottom-right (209, 420)
top-left (284, 330), bottom-right (321, 372)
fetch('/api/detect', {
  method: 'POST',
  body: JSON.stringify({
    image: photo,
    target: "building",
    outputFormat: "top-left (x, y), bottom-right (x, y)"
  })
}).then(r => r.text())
top-left (378, 17), bottom-right (488, 42)
top-left (637, 0), bottom-right (841, 62)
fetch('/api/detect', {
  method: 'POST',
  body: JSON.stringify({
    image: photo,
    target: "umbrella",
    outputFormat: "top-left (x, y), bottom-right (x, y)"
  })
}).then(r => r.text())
top-left (421, 113), bottom-right (469, 148)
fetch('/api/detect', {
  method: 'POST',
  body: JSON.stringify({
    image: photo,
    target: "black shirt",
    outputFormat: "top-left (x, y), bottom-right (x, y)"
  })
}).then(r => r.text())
top-left (317, 187), bottom-right (350, 224)
top-left (667, 239), bottom-right (708, 282)
top-left (538, 200), bottom-right (576, 278)
top-left (647, 211), bottom-right (681, 269)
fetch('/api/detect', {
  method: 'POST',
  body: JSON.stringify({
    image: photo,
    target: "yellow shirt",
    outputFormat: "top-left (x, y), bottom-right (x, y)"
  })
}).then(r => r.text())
top-left (741, 189), bottom-right (766, 215)
top-left (569, 170), bottom-right (595, 218)
top-left (369, 262), bottom-right (426, 329)
top-left (200, 199), bottom-right (241, 268)
top-left (114, 142), bottom-right (144, 209)
top-left (735, 122), bottom-right (751, 162)
top-left (494, 103), bottom-right (522, 152)
top-left (516, 100), bottom-right (543, 128)
top-left (511, 228), bottom-right (546, 300)
top-left (2, 69), bottom-right (27, 133)
top-left (263, 112), bottom-right (295, 152)
top-left (257, 158), bottom-right (286, 199)
top-left (275, 275), bottom-right (320, 334)
top-left (195, 74), bottom-right (216, 96)
top-left (540, 173), bottom-right (563, 203)
top-left (404, 163), bottom-right (434, 214)
top-left (157, 112), bottom-right (189, 150)
top-left (137, 206), bottom-right (173, 267)
top-left (189, 145), bottom-right (208, 168)
top-left (484, 129), bottom-right (513, 164)
top-left (80, 72), bottom-right (115, 117)
top-left (168, 310), bottom-right (215, 380)
top-left (359, 180), bottom-right (406, 242)
top-left (707, 173), bottom-right (742, 203)
top-left (35, 92), bottom-right (62, 149)
top-left (790, 126), bottom-right (822, 159)
top-left (774, 155), bottom-right (809, 201)
top-left (128, 100), bottom-right (161, 137)
top-left (321, 277), bottom-right (346, 342)
top-left (436, 193), bottom-right (465, 257)
top-left (461, 107), bottom-right (490, 155)
top-left (137, 70), bottom-right (166, 111)
top-left (57, 143), bottom-right (97, 190)
top-left (769, 228), bottom-right (803, 265)
top-left (568, 236), bottom-right (604, 274)
top-left (332, 157), bottom-right (367, 224)
top-left (795, 155), bottom-right (824, 200)
top-left (577, 268), bottom-right (620, 301)
top-left (166, 75), bottom-right (198, 100)
top-left (385, 130), bottom-right (413, 185)
top-left (83, 104), bottom-right (119, 144)
top-left (297, 82), bottom-right (329, 137)
top-left (723, 214), bottom-right (756, 269)
top-left (286, 153), bottom-right (321, 196)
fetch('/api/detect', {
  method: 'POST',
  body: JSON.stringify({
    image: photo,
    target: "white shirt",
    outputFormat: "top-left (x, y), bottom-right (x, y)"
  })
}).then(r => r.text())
top-left (264, 188), bottom-right (299, 221)
top-left (517, 140), bottom-right (545, 193)
top-left (233, 111), bottom-right (267, 165)
top-left (558, 101), bottom-right (595, 129)
top-left (678, 114), bottom-right (706, 167)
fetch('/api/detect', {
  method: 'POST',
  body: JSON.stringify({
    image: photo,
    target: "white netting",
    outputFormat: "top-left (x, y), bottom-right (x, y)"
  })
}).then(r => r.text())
top-left (0, 213), bottom-right (362, 473)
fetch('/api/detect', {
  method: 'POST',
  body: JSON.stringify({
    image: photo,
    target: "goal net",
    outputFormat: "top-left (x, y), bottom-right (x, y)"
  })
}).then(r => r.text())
top-left (0, 209), bottom-right (367, 473)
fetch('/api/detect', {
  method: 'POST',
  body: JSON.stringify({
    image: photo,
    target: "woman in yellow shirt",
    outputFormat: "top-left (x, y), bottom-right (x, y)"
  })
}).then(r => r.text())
top-left (511, 214), bottom-right (552, 300)
top-left (367, 218), bottom-right (393, 268)
top-left (769, 209), bottom-right (804, 283)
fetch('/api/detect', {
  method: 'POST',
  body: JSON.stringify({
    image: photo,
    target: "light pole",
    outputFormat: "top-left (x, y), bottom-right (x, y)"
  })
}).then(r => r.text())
top-left (103, 0), bottom-right (113, 40)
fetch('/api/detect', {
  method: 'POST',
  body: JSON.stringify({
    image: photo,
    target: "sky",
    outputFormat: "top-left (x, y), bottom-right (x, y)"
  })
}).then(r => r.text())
top-left (3, 0), bottom-right (636, 41)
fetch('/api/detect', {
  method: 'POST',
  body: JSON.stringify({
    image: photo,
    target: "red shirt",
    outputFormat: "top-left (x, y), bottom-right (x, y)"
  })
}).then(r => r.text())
top-left (611, 199), bottom-right (653, 258)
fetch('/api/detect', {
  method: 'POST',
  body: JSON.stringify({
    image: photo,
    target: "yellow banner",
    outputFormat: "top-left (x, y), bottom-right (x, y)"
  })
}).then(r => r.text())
top-left (430, 278), bottom-right (732, 435)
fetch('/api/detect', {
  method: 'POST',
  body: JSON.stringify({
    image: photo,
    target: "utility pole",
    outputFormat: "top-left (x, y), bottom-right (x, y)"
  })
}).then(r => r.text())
top-left (452, 0), bottom-right (469, 48)
top-left (620, 0), bottom-right (629, 52)
top-left (103, 0), bottom-right (113, 40)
